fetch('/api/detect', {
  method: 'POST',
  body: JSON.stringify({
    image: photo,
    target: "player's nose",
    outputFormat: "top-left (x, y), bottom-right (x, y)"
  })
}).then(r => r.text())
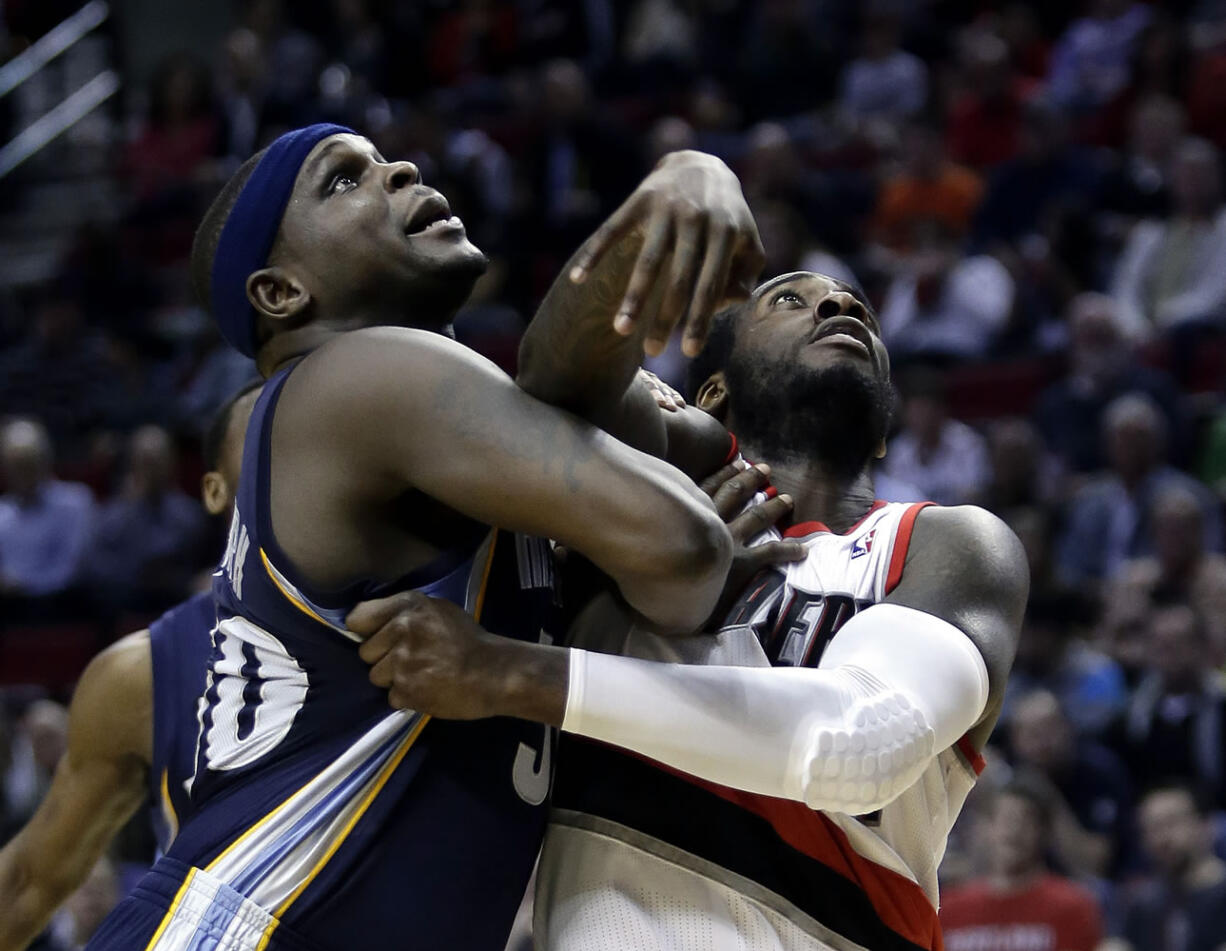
top-left (813, 291), bottom-right (868, 324)
top-left (383, 161), bottom-right (419, 192)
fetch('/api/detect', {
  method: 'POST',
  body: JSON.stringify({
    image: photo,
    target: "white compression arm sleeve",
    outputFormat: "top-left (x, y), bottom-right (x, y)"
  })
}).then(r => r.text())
top-left (561, 603), bottom-right (990, 814)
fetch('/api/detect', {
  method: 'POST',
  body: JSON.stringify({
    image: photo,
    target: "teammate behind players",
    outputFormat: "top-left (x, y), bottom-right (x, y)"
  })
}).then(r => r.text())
top-left (353, 271), bottom-right (1028, 951)
top-left (0, 383), bottom-right (261, 951)
top-left (83, 124), bottom-right (771, 951)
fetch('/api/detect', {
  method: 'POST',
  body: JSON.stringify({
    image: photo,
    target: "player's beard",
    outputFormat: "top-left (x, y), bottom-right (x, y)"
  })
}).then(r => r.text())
top-left (725, 353), bottom-right (893, 480)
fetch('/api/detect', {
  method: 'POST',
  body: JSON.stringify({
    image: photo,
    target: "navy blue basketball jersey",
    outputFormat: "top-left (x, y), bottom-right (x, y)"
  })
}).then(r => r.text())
top-left (148, 590), bottom-right (216, 852)
top-left (89, 364), bottom-right (558, 951)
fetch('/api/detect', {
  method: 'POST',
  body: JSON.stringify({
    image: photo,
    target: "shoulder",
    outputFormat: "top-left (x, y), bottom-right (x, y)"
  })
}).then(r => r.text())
top-left (69, 631), bottom-right (153, 764)
top-left (909, 505), bottom-right (1027, 587)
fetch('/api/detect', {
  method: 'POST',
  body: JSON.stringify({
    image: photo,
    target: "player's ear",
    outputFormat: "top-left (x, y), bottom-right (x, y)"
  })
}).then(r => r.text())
top-left (874, 439), bottom-right (887, 460)
top-left (695, 371), bottom-right (729, 421)
top-left (247, 266), bottom-right (311, 322)
top-left (201, 471), bottom-right (230, 516)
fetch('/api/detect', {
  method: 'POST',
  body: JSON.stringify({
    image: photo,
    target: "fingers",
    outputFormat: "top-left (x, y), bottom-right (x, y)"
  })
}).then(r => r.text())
top-left (651, 213), bottom-right (704, 356)
top-left (368, 650), bottom-right (397, 690)
top-left (707, 462), bottom-right (772, 521)
top-left (568, 197), bottom-right (636, 284)
top-left (683, 222), bottom-right (734, 358)
top-left (638, 368), bottom-right (683, 411)
top-left (739, 539), bottom-right (808, 571)
top-left (616, 212), bottom-right (671, 337)
top-left (347, 593), bottom-right (415, 635)
top-left (698, 459), bottom-right (747, 498)
top-left (727, 493), bottom-right (795, 542)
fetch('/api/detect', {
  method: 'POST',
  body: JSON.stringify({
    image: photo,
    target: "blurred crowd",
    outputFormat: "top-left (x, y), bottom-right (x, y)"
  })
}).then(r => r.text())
top-left (4, 1), bottom-right (1226, 948)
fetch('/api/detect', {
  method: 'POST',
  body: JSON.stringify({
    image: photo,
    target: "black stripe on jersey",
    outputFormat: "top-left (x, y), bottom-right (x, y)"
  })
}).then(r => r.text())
top-left (553, 738), bottom-right (931, 951)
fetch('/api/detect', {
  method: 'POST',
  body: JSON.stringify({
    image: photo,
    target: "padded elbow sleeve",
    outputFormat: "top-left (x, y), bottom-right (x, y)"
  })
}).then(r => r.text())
top-left (562, 604), bottom-right (989, 814)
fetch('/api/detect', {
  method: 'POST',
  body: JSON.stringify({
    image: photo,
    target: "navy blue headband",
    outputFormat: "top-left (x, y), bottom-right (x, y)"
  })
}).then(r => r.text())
top-left (210, 123), bottom-right (355, 357)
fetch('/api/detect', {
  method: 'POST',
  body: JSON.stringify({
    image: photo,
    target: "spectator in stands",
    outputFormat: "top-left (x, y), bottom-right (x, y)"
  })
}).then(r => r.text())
top-left (971, 99), bottom-right (1101, 251)
top-left (123, 55), bottom-right (221, 202)
top-left (838, 10), bottom-right (927, 124)
top-left (737, 0), bottom-right (832, 121)
top-left (1034, 293), bottom-right (1189, 474)
top-left (946, 31), bottom-right (1031, 169)
top-left (86, 426), bottom-right (208, 616)
top-left (520, 59), bottom-right (645, 253)
top-left (870, 121), bottom-right (984, 252)
top-left (0, 291), bottom-right (116, 451)
top-left (1098, 94), bottom-right (1184, 224)
top-left (881, 368), bottom-right (991, 505)
top-left (1, 700), bottom-right (67, 830)
top-left (1008, 592), bottom-right (1129, 738)
top-left (1047, 0), bottom-right (1152, 113)
top-left (1112, 137), bottom-right (1226, 339)
top-left (1007, 689), bottom-right (1133, 876)
top-left (1113, 485), bottom-right (1226, 661)
top-left (0, 420), bottom-right (94, 613)
top-left (977, 418), bottom-right (1058, 515)
top-left (1106, 785), bottom-right (1226, 951)
top-left (1115, 604), bottom-right (1226, 807)
top-left (939, 777), bottom-right (1104, 951)
top-left (1057, 394), bottom-right (1221, 586)
top-left (877, 221), bottom-right (1014, 360)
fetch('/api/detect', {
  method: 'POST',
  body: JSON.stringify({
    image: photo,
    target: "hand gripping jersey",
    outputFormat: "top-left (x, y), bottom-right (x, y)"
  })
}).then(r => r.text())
top-left (538, 500), bottom-right (985, 951)
top-left (88, 366), bottom-right (559, 951)
top-left (149, 591), bottom-right (216, 853)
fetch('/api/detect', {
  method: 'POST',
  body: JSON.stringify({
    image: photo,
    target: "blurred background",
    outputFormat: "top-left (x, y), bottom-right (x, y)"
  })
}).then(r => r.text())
top-left (2, 1), bottom-right (1226, 949)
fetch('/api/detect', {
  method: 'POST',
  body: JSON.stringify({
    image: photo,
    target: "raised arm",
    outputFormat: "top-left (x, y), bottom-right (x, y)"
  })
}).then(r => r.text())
top-left (349, 506), bottom-right (1026, 814)
top-left (290, 327), bottom-right (732, 633)
top-left (517, 150), bottom-right (763, 472)
top-left (0, 634), bottom-right (152, 951)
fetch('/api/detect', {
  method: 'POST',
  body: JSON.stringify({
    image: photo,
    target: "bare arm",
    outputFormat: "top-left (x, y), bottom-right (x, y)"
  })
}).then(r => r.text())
top-left (517, 150), bottom-right (761, 474)
top-left (885, 505), bottom-right (1028, 745)
top-left (292, 328), bottom-right (732, 633)
top-left (0, 634), bottom-right (152, 951)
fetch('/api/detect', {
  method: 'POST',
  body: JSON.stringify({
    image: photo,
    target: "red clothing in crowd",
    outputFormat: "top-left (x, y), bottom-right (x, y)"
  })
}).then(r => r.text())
top-left (939, 875), bottom-right (1102, 951)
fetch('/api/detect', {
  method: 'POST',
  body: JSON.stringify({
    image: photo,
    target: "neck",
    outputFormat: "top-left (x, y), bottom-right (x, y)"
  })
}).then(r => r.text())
top-left (738, 438), bottom-right (877, 533)
top-left (258, 308), bottom-right (457, 377)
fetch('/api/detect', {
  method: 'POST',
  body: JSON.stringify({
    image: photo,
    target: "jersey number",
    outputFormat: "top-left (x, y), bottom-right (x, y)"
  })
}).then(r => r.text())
top-left (193, 617), bottom-right (309, 784)
top-left (511, 628), bottom-right (554, 805)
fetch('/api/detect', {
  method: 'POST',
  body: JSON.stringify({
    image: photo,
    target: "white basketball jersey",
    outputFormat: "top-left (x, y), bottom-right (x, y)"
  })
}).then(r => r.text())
top-left (537, 500), bottom-right (984, 951)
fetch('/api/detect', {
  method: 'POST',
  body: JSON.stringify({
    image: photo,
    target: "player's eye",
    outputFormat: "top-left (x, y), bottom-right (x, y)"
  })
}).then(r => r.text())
top-left (772, 291), bottom-right (806, 307)
top-left (329, 174), bottom-right (358, 193)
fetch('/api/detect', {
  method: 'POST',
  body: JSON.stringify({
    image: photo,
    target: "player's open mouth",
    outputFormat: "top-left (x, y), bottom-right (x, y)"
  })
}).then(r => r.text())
top-left (404, 196), bottom-right (463, 236)
top-left (810, 316), bottom-right (873, 360)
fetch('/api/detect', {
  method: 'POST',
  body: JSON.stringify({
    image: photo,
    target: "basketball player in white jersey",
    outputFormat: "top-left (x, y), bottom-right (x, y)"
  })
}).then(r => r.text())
top-left (351, 271), bottom-right (1026, 950)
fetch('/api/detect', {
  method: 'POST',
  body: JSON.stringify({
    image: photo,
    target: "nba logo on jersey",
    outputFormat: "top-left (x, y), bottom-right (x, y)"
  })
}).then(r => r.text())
top-left (850, 528), bottom-right (876, 559)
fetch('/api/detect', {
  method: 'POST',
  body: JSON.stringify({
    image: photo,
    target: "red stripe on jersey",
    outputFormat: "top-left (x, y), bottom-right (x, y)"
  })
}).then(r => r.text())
top-left (723, 432), bottom-right (739, 465)
top-left (672, 770), bottom-right (944, 950)
top-left (782, 501), bottom-right (890, 539)
top-left (885, 502), bottom-right (935, 594)
top-left (956, 734), bottom-right (986, 775)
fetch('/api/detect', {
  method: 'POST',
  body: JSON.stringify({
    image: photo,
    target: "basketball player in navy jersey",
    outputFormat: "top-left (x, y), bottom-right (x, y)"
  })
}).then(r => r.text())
top-left (0, 383), bottom-right (261, 951)
top-left (352, 270), bottom-right (1029, 951)
top-left (81, 125), bottom-right (784, 951)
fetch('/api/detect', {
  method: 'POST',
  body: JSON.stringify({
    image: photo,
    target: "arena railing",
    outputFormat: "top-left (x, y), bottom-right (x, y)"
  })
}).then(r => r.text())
top-left (0, 0), bottom-right (118, 178)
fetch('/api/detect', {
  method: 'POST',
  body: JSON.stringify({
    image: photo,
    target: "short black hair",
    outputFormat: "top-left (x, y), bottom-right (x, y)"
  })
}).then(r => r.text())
top-left (190, 148), bottom-right (269, 315)
top-left (685, 301), bottom-right (746, 401)
top-left (202, 379), bottom-right (263, 472)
